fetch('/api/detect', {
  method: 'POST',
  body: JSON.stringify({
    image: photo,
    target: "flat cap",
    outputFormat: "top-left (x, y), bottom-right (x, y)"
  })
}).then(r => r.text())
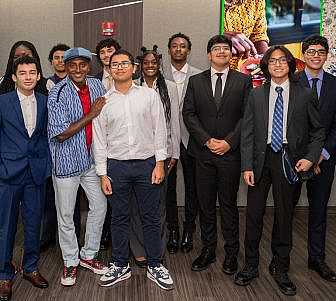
top-left (64, 47), bottom-right (92, 63)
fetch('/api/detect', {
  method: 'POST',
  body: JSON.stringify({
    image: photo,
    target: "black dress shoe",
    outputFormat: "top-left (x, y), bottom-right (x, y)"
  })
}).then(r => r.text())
top-left (180, 230), bottom-right (193, 253)
top-left (269, 257), bottom-right (289, 276)
top-left (234, 265), bottom-right (259, 286)
top-left (222, 256), bottom-right (238, 275)
top-left (167, 229), bottom-right (180, 254)
top-left (271, 272), bottom-right (296, 296)
top-left (191, 248), bottom-right (216, 271)
top-left (308, 260), bottom-right (336, 282)
top-left (23, 271), bottom-right (49, 289)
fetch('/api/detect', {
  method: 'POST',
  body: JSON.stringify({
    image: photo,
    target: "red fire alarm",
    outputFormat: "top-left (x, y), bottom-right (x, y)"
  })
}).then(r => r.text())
top-left (101, 22), bottom-right (117, 36)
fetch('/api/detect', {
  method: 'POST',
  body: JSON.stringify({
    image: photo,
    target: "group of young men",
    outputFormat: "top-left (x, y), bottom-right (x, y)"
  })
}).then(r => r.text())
top-left (0, 32), bottom-right (335, 300)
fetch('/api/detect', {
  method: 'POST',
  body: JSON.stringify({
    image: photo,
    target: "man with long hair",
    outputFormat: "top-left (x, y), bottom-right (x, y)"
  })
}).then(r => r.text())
top-left (235, 45), bottom-right (324, 296)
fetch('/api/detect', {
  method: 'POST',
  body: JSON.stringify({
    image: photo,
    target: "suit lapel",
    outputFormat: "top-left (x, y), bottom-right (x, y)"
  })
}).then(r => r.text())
top-left (218, 69), bottom-right (234, 110)
top-left (32, 93), bottom-right (45, 137)
top-left (203, 69), bottom-right (215, 105)
top-left (286, 82), bottom-right (297, 128)
top-left (11, 91), bottom-right (29, 137)
top-left (262, 83), bottom-right (270, 131)
top-left (319, 72), bottom-right (329, 110)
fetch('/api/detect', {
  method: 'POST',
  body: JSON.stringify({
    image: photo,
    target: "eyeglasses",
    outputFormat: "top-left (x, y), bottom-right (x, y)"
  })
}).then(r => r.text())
top-left (211, 46), bottom-right (231, 53)
top-left (268, 57), bottom-right (288, 65)
top-left (305, 49), bottom-right (327, 57)
top-left (110, 61), bottom-right (132, 69)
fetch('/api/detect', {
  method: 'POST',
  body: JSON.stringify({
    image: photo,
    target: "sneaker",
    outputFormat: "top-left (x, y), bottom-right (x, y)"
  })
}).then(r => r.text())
top-left (80, 258), bottom-right (109, 275)
top-left (147, 264), bottom-right (174, 290)
top-left (61, 266), bottom-right (77, 286)
top-left (99, 263), bottom-right (132, 287)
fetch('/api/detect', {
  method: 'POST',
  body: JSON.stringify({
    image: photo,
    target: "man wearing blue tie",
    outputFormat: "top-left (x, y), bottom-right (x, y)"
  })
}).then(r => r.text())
top-left (235, 46), bottom-right (324, 296)
top-left (0, 56), bottom-right (50, 301)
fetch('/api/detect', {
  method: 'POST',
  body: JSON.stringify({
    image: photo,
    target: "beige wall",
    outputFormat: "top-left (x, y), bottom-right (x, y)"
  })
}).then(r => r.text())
top-left (0, 0), bottom-right (73, 77)
top-left (143, 0), bottom-right (219, 71)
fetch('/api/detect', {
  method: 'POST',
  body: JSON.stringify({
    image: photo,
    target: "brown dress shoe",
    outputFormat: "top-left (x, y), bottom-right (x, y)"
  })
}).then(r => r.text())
top-left (23, 271), bottom-right (49, 289)
top-left (0, 280), bottom-right (12, 301)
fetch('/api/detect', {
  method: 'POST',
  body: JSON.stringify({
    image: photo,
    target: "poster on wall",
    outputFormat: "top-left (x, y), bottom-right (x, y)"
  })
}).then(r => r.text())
top-left (220, 0), bottom-right (336, 82)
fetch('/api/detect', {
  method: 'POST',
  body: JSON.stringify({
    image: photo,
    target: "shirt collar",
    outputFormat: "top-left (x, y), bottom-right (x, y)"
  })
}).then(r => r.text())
top-left (142, 78), bottom-right (157, 89)
top-left (17, 88), bottom-right (35, 102)
top-left (105, 81), bottom-right (139, 97)
top-left (270, 79), bottom-right (289, 91)
top-left (172, 63), bottom-right (188, 74)
top-left (304, 67), bottom-right (324, 82)
top-left (103, 69), bottom-right (111, 79)
top-left (211, 66), bottom-right (229, 78)
top-left (71, 79), bottom-right (88, 92)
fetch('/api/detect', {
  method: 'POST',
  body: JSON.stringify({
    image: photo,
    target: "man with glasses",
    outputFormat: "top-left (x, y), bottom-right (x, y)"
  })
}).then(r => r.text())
top-left (183, 35), bottom-right (252, 273)
top-left (294, 35), bottom-right (336, 282)
top-left (235, 45), bottom-right (324, 296)
top-left (48, 47), bottom-right (108, 286)
top-left (93, 49), bottom-right (174, 290)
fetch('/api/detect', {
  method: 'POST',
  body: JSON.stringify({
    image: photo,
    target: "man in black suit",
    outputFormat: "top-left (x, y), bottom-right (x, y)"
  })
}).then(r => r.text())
top-left (234, 45), bottom-right (324, 296)
top-left (183, 35), bottom-right (252, 274)
top-left (295, 35), bottom-right (336, 282)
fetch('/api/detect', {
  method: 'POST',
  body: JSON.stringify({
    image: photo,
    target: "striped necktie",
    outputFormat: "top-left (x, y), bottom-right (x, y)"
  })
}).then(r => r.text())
top-left (271, 86), bottom-right (284, 152)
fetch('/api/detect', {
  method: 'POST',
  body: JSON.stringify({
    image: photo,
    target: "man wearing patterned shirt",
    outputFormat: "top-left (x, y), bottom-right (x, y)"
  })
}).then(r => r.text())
top-left (47, 47), bottom-right (108, 287)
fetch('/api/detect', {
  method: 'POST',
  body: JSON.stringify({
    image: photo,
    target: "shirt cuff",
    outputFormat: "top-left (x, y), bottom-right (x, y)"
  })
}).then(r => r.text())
top-left (155, 149), bottom-right (167, 162)
top-left (95, 162), bottom-right (107, 176)
top-left (322, 148), bottom-right (330, 161)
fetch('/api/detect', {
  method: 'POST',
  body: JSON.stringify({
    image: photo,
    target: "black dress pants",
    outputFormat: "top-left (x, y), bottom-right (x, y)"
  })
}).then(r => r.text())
top-left (195, 156), bottom-right (241, 256)
top-left (245, 147), bottom-right (297, 270)
top-left (166, 143), bottom-right (198, 232)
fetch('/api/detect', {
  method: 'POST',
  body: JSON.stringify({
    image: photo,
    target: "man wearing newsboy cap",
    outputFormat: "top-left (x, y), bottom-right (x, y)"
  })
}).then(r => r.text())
top-left (47, 47), bottom-right (108, 286)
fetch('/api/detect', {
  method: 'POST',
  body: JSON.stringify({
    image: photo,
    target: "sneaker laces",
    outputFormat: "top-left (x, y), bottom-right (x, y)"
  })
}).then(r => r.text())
top-left (153, 265), bottom-right (170, 279)
top-left (63, 266), bottom-right (77, 278)
top-left (87, 259), bottom-right (105, 269)
top-left (105, 263), bottom-right (124, 277)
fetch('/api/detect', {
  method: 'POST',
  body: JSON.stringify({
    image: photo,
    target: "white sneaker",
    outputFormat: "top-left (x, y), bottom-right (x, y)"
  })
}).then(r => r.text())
top-left (147, 264), bottom-right (174, 290)
top-left (99, 263), bottom-right (132, 287)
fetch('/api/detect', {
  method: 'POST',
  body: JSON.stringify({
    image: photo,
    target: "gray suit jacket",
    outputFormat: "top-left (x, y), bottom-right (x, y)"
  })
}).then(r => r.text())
top-left (164, 63), bottom-right (202, 148)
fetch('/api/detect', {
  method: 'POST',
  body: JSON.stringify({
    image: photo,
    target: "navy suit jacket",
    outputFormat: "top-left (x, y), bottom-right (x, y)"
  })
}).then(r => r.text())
top-left (298, 70), bottom-right (336, 160)
top-left (0, 90), bottom-right (50, 185)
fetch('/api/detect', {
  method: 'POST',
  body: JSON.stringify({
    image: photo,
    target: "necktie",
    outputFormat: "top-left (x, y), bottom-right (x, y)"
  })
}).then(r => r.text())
top-left (214, 73), bottom-right (223, 108)
top-left (271, 86), bottom-right (284, 152)
top-left (311, 78), bottom-right (319, 103)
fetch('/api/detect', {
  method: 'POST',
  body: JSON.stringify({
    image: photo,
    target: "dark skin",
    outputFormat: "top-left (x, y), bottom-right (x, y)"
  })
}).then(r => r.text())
top-left (56, 58), bottom-right (106, 142)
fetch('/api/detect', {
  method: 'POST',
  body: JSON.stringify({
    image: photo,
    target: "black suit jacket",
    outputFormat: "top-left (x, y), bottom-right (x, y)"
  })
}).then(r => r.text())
top-left (298, 70), bottom-right (336, 159)
top-left (182, 69), bottom-right (252, 161)
top-left (241, 80), bottom-right (325, 183)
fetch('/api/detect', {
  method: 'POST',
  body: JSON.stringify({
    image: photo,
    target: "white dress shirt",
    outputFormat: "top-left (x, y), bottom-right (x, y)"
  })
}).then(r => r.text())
top-left (171, 63), bottom-right (188, 104)
top-left (17, 89), bottom-right (37, 137)
top-left (93, 83), bottom-right (168, 176)
top-left (102, 69), bottom-right (113, 91)
top-left (267, 79), bottom-right (290, 144)
top-left (211, 66), bottom-right (229, 96)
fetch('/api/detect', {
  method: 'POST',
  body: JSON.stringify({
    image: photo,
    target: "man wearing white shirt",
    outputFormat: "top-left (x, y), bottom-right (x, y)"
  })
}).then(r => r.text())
top-left (93, 49), bottom-right (174, 290)
top-left (165, 33), bottom-right (201, 254)
top-left (183, 35), bottom-right (252, 273)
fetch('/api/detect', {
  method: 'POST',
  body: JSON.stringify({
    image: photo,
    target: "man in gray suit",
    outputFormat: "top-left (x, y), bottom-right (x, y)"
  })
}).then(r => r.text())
top-left (164, 33), bottom-right (201, 254)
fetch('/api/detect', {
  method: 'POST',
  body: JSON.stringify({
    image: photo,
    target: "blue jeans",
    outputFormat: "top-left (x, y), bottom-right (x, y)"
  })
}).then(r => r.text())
top-left (107, 157), bottom-right (161, 267)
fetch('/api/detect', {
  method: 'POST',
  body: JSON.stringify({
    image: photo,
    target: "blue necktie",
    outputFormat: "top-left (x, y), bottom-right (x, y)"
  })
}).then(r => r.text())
top-left (271, 86), bottom-right (284, 152)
